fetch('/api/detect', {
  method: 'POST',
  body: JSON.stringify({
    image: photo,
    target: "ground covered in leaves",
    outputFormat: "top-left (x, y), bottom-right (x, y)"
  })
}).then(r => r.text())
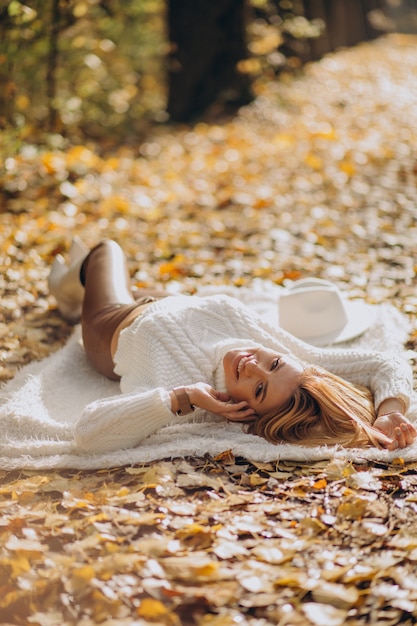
top-left (2, 34), bottom-right (417, 626)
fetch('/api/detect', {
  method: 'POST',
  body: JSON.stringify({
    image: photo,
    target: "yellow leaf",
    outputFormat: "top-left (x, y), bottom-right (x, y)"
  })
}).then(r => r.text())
top-left (312, 478), bottom-right (327, 490)
top-left (100, 196), bottom-right (131, 215)
top-left (313, 128), bottom-right (338, 141)
top-left (337, 496), bottom-right (369, 520)
top-left (40, 152), bottom-right (62, 174)
top-left (11, 555), bottom-right (31, 576)
top-left (275, 569), bottom-right (310, 588)
top-left (0, 555), bottom-right (31, 580)
top-left (73, 2), bottom-right (88, 17)
top-left (299, 517), bottom-right (327, 535)
top-left (90, 588), bottom-right (123, 622)
top-left (159, 257), bottom-right (187, 279)
top-left (176, 523), bottom-right (213, 549)
top-left (282, 269), bottom-right (302, 281)
top-left (233, 277), bottom-right (248, 286)
top-left (0, 588), bottom-right (28, 610)
top-left (253, 198), bottom-right (270, 209)
top-left (16, 94), bottom-right (30, 110)
top-left (69, 564), bottom-right (96, 592)
top-left (237, 58), bottom-right (262, 74)
top-left (102, 156), bottom-right (120, 171)
top-left (305, 153), bottom-right (323, 170)
top-left (213, 449), bottom-right (235, 464)
top-left (137, 598), bottom-right (169, 619)
top-left (339, 160), bottom-right (356, 177)
top-left (249, 473), bottom-right (268, 487)
top-left (66, 145), bottom-right (99, 169)
top-left (195, 562), bottom-right (219, 578)
top-left (273, 132), bottom-right (295, 147)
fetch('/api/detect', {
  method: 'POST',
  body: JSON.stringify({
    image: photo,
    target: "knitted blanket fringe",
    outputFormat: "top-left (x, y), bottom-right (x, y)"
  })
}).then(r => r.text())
top-left (1, 283), bottom-right (417, 470)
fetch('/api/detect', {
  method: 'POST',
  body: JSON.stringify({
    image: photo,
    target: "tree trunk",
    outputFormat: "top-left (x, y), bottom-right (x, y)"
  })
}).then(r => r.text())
top-left (0, 4), bottom-right (16, 127)
top-left (300, 0), bottom-right (386, 61)
top-left (46, 0), bottom-right (60, 131)
top-left (166, 0), bottom-right (253, 122)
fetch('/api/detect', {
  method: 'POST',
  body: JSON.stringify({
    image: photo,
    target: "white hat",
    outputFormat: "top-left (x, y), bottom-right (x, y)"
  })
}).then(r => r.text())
top-left (278, 278), bottom-right (375, 346)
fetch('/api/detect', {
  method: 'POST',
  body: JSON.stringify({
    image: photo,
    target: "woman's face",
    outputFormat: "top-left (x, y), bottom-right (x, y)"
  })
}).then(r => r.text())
top-left (223, 347), bottom-right (304, 416)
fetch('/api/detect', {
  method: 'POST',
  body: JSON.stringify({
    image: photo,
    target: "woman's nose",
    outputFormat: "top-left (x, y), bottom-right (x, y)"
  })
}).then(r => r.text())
top-left (245, 358), bottom-right (261, 376)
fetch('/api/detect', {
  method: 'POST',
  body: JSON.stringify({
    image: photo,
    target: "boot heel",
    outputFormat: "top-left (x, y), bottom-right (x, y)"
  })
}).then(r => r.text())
top-left (48, 255), bottom-right (66, 291)
top-left (69, 236), bottom-right (89, 264)
top-left (48, 249), bottom-right (87, 323)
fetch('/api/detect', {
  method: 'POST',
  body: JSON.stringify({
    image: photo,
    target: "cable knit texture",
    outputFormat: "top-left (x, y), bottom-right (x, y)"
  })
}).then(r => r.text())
top-left (1, 284), bottom-right (416, 469)
top-left (75, 293), bottom-right (412, 454)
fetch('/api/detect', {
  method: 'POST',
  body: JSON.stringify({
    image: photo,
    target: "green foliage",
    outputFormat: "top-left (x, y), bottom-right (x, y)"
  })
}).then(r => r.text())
top-left (0, 0), bottom-right (166, 142)
top-left (0, 0), bottom-right (325, 145)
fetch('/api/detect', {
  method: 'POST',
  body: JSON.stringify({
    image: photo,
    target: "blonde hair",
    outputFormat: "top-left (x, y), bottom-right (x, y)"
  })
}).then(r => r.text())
top-left (247, 365), bottom-right (390, 448)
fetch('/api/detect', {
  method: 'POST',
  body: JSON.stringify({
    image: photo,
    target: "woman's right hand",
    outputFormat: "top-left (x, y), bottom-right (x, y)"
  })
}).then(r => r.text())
top-left (373, 411), bottom-right (417, 450)
top-left (182, 382), bottom-right (256, 422)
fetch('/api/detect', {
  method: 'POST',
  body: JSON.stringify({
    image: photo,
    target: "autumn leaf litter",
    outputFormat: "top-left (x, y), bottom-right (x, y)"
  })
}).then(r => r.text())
top-left (2, 34), bottom-right (417, 625)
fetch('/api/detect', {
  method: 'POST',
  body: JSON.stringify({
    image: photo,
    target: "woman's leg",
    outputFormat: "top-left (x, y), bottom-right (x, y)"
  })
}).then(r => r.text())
top-left (80, 239), bottom-right (156, 380)
top-left (50, 238), bottom-right (168, 380)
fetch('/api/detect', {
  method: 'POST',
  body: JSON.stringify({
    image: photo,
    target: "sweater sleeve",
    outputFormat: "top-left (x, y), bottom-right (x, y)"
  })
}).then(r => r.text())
top-left (314, 349), bottom-right (413, 412)
top-left (74, 387), bottom-right (178, 454)
top-left (229, 303), bottom-right (413, 412)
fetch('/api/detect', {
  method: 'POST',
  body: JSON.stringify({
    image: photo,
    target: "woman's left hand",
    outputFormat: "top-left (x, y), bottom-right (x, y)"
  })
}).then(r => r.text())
top-left (186, 383), bottom-right (256, 422)
top-left (373, 412), bottom-right (417, 450)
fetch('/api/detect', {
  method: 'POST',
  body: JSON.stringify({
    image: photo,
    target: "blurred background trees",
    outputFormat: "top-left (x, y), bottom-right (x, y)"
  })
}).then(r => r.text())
top-left (1, 0), bottom-right (416, 146)
top-left (0, 0), bottom-right (165, 142)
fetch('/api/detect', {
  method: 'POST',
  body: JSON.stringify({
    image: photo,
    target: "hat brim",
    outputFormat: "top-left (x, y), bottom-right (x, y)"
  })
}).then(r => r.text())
top-left (303, 300), bottom-right (375, 347)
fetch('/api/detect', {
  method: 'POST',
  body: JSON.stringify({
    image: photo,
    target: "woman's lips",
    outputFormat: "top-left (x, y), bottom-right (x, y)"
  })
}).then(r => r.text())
top-left (234, 353), bottom-right (251, 379)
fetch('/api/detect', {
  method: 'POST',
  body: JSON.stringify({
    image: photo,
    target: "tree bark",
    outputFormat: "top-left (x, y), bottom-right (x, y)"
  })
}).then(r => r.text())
top-left (300, 0), bottom-right (386, 61)
top-left (166, 0), bottom-right (253, 122)
top-left (0, 4), bottom-right (15, 127)
top-left (46, 0), bottom-right (60, 131)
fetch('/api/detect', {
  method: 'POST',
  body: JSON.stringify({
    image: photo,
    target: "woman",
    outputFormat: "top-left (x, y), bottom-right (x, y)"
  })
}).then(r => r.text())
top-left (49, 239), bottom-right (417, 455)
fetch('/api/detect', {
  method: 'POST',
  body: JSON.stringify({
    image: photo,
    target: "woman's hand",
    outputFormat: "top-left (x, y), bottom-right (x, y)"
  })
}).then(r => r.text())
top-left (373, 412), bottom-right (417, 451)
top-left (185, 383), bottom-right (256, 422)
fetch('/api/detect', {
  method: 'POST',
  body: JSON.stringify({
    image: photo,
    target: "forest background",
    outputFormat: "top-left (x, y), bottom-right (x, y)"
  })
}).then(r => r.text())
top-left (2, 1), bottom-right (417, 625)
top-left (2, 0), bottom-right (417, 150)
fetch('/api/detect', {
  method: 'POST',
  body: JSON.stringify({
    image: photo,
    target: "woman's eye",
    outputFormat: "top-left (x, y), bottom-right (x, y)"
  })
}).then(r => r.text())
top-left (255, 383), bottom-right (263, 398)
top-left (271, 358), bottom-right (280, 371)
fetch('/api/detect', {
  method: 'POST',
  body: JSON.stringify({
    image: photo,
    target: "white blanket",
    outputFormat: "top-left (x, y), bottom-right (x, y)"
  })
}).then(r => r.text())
top-left (1, 283), bottom-right (417, 470)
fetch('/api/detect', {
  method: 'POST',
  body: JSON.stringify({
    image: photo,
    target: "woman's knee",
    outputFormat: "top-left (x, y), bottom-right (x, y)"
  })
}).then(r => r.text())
top-left (87, 239), bottom-right (123, 266)
top-left (83, 240), bottom-right (127, 284)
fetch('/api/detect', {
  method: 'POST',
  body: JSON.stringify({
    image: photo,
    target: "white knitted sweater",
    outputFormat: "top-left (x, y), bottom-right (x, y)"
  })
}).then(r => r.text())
top-left (74, 294), bottom-right (413, 454)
